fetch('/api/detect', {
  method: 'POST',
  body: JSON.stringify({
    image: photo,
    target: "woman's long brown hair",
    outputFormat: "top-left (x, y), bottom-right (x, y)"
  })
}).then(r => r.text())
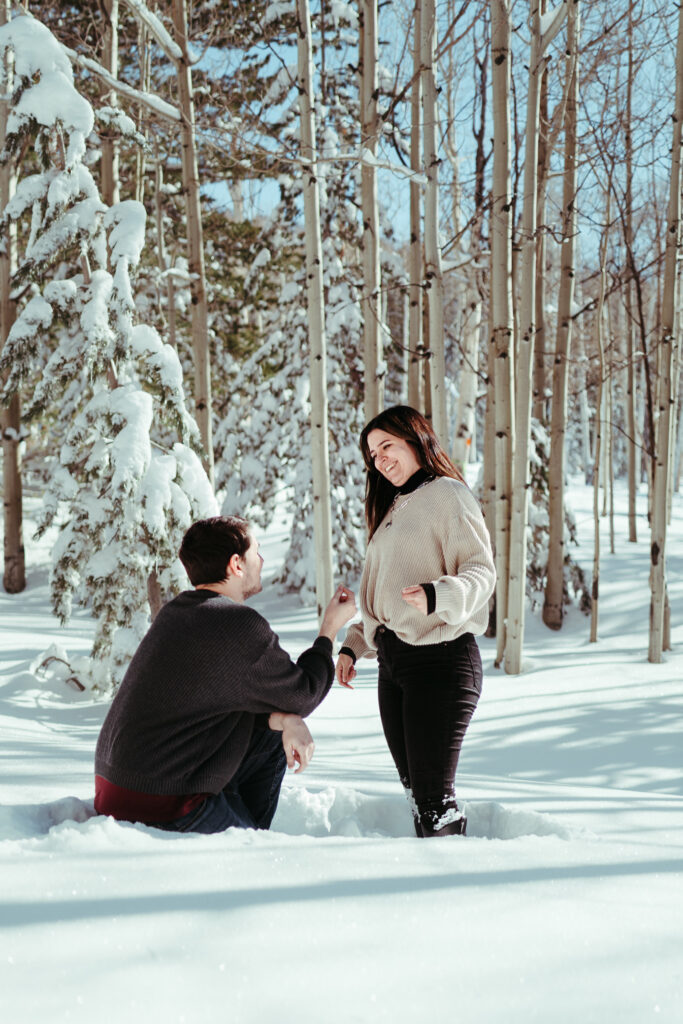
top-left (360, 406), bottom-right (466, 538)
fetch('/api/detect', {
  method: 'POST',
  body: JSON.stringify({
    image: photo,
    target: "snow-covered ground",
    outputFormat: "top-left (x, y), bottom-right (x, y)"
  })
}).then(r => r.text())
top-left (1, 477), bottom-right (682, 1024)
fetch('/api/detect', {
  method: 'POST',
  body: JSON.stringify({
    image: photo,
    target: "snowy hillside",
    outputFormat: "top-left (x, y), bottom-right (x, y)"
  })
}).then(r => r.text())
top-left (1, 477), bottom-right (682, 1024)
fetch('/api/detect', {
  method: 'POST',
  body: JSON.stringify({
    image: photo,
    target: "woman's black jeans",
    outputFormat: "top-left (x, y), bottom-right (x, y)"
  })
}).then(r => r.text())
top-left (375, 626), bottom-right (483, 838)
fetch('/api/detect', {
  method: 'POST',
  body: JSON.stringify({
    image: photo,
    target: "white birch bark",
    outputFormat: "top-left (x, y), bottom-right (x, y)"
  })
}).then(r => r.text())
top-left (154, 155), bottom-right (177, 349)
top-left (452, 300), bottom-right (481, 469)
top-left (482, 304), bottom-right (496, 635)
top-left (134, 17), bottom-right (151, 205)
top-left (421, 0), bottom-right (447, 443)
top-left (505, 1), bottom-right (567, 674)
top-left (625, 0), bottom-right (638, 542)
top-left (649, 0), bottom-right (683, 662)
top-left (542, 0), bottom-right (579, 632)
top-left (590, 223), bottom-right (609, 643)
top-left (674, 369), bottom-right (683, 490)
top-left (667, 294), bottom-right (682, 520)
top-left (532, 52), bottom-right (549, 424)
top-left (296, 0), bottom-right (334, 618)
top-left (171, 0), bottom-right (214, 482)
top-left (579, 380), bottom-right (592, 479)
top-left (1, 0), bottom-right (25, 594)
top-left (360, 0), bottom-right (383, 422)
top-left (408, 0), bottom-right (424, 411)
top-left (402, 289), bottom-right (410, 402)
top-left (490, 0), bottom-right (515, 665)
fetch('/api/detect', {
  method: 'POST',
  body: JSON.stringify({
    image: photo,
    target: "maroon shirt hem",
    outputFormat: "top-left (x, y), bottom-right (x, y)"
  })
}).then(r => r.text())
top-left (94, 775), bottom-right (207, 825)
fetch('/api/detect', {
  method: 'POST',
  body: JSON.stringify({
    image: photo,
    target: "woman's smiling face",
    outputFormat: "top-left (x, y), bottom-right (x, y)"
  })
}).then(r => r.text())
top-left (366, 428), bottom-right (422, 487)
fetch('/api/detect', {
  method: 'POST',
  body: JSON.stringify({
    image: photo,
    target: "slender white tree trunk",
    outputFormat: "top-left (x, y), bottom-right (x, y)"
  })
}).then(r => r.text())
top-left (667, 297), bottom-right (681, 519)
top-left (532, 43), bottom-right (549, 425)
top-left (482, 303), bottom-right (496, 636)
top-left (134, 18), bottom-right (151, 204)
top-left (1, 0), bottom-right (25, 594)
top-left (422, 0), bottom-right (447, 442)
top-left (360, 0), bottom-right (383, 422)
top-left (490, 0), bottom-right (515, 665)
top-left (172, 0), bottom-right (214, 482)
top-left (649, 0), bottom-right (683, 662)
top-left (543, 0), bottom-right (579, 631)
top-left (505, 2), bottom-right (566, 674)
top-left (579, 368), bottom-right (592, 480)
top-left (590, 218), bottom-right (609, 643)
top-left (674, 367), bottom-right (683, 491)
top-left (452, 300), bottom-right (481, 470)
top-left (625, 0), bottom-right (638, 542)
top-left (296, 0), bottom-right (334, 618)
top-left (409, 0), bottom-right (424, 411)
top-left (154, 155), bottom-right (177, 349)
top-left (402, 289), bottom-right (410, 402)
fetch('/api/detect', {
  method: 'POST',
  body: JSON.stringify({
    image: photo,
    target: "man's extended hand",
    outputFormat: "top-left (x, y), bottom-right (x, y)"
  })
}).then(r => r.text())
top-left (319, 585), bottom-right (357, 642)
top-left (269, 712), bottom-right (315, 773)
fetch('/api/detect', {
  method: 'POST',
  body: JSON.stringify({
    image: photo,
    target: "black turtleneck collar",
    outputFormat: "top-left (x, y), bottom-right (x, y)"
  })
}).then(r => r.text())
top-left (395, 467), bottom-right (434, 495)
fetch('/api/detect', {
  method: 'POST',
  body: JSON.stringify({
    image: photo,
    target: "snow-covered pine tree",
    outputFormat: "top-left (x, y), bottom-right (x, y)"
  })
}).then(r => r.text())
top-left (0, 13), bottom-right (216, 690)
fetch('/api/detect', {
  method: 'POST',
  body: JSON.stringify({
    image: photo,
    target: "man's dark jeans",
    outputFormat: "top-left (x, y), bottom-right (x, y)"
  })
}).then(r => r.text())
top-left (375, 626), bottom-right (483, 837)
top-left (154, 725), bottom-right (287, 834)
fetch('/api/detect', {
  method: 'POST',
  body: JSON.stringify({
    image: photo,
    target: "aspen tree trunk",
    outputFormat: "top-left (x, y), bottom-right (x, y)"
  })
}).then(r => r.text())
top-left (154, 155), bottom-right (177, 349)
top-left (532, 35), bottom-right (549, 424)
top-left (444, 45), bottom-right (479, 470)
top-left (578, 336), bottom-right (592, 480)
top-left (408, 0), bottom-right (424, 411)
top-left (624, 0), bottom-right (638, 542)
top-left (674, 370), bottom-right (683, 491)
top-left (359, 0), bottom-right (383, 422)
top-left (505, 2), bottom-right (566, 674)
top-left (101, 0), bottom-right (120, 205)
top-left (134, 18), bottom-right (151, 204)
top-left (590, 222), bottom-right (609, 643)
top-left (667, 301), bottom-right (681, 520)
top-left (483, 305), bottom-right (497, 636)
top-left (490, 0), bottom-right (515, 665)
top-left (608, 372), bottom-right (615, 552)
top-left (422, 295), bottom-right (432, 420)
top-left (600, 366), bottom-right (609, 517)
top-left (606, 299), bottom-right (616, 554)
top-left (421, 0), bottom-right (447, 442)
top-left (296, 0), bottom-right (334, 619)
top-left (1, 0), bottom-right (25, 594)
top-left (452, 300), bottom-right (481, 470)
top-left (171, 0), bottom-right (214, 482)
top-left (649, 0), bottom-right (683, 662)
top-left (402, 290), bottom-right (410, 402)
top-left (542, 0), bottom-right (579, 631)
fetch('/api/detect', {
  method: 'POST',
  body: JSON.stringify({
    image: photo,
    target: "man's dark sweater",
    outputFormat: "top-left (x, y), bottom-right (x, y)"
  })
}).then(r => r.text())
top-left (95, 589), bottom-right (334, 798)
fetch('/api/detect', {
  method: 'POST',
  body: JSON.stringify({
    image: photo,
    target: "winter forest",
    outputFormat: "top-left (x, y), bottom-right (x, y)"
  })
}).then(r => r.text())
top-left (0, 0), bottom-right (682, 689)
top-left (1, 4), bottom-right (683, 1022)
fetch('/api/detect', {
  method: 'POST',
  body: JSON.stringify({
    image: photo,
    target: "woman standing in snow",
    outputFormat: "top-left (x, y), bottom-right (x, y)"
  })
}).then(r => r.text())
top-left (336, 406), bottom-right (495, 837)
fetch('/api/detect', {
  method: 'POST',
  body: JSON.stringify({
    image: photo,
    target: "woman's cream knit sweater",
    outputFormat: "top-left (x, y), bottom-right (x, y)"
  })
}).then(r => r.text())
top-left (343, 477), bottom-right (496, 660)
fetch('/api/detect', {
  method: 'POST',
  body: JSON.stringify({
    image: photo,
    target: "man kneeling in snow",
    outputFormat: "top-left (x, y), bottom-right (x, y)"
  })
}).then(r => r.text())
top-left (94, 515), bottom-right (355, 833)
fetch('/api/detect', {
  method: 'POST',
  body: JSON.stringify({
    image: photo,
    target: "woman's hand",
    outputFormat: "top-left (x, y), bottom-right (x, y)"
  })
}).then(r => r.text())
top-left (336, 652), bottom-right (357, 689)
top-left (401, 585), bottom-right (428, 615)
